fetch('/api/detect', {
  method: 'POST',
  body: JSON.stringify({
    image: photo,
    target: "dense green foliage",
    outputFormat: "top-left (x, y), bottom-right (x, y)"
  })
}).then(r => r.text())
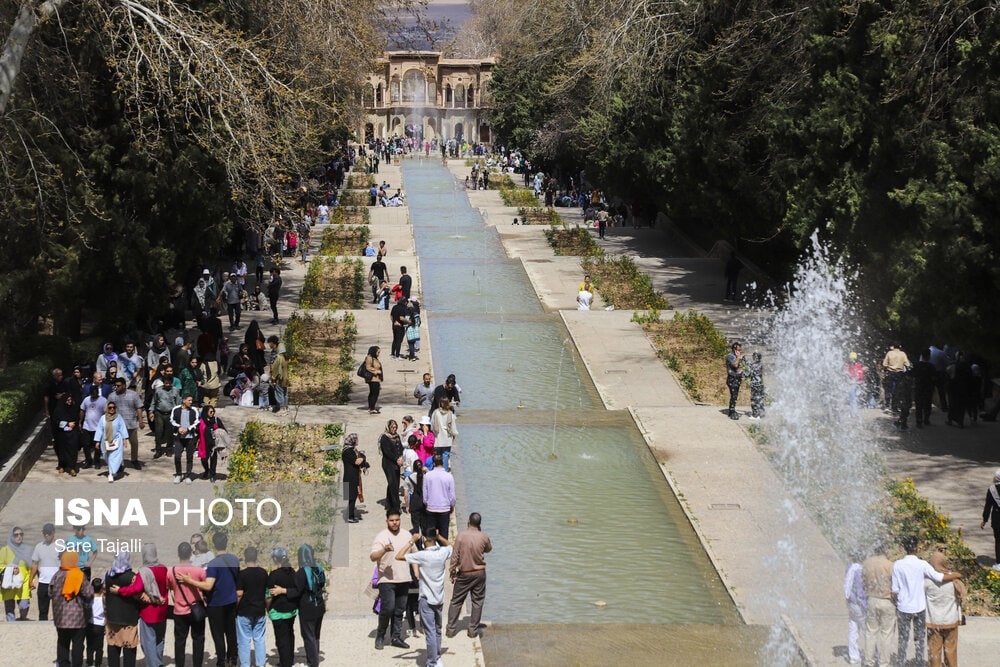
top-left (0, 358), bottom-right (54, 460)
top-left (0, 0), bottom-right (395, 357)
top-left (484, 0), bottom-right (1000, 350)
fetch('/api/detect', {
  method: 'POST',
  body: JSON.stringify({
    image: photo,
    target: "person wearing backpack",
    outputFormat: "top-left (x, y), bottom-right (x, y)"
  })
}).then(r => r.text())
top-left (201, 356), bottom-right (222, 407)
top-left (405, 299), bottom-right (421, 361)
top-left (291, 545), bottom-right (326, 667)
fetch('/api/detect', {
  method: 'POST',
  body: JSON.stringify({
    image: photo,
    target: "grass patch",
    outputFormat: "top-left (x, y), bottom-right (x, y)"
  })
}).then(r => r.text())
top-left (284, 312), bottom-right (357, 404)
top-left (886, 478), bottom-right (1000, 615)
top-left (299, 257), bottom-right (364, 309)
top-left (319, 225), bottom-right (369, 257)
top-left (499, 187), bottom-right (539, 207)
top-left (582, 254), bottom-right (669, 311)
top-left (346, 173), bottom-right (376, 189)
top-left (339, 190), bottom-right (370, 207)
top-left (545, 227), bottom-right (602, 256)
top-left (637, 310), bottom-right (729, 404)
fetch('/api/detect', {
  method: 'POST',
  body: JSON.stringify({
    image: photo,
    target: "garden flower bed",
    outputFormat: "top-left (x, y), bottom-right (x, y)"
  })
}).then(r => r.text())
top-left (221, 421), bottom-right (343, 564)
top-left (518, 207), bottom-right (561, 225)
top-left (346, 174), bottom-right (376, 189)
top-left (299, 257), bottom-right (364, 309)
top-left (635, 309), bottom-right (733, 405)
top-left (284, 312), bottom-right (356, 404)
top-left (319, 224), bottom-right (369, 257)
top-left (332, 207), bottom-right (369, 225)
top-left (582, 254), bottom-right (669, 310)
top-left (545, 227), bottom-right (602, 256)
top-left (499, 187), bottom-right (540, 207)
top-left (339, 190), bottom-right (370, 207)
top-left (885, 478), bottom-right (1000, 615)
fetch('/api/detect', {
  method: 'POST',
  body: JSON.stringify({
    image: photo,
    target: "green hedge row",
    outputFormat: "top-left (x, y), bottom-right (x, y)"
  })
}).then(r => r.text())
top-left (0, 357), bottom-right (55, 462)
top-left (0, 334), bottom-right (101, 463)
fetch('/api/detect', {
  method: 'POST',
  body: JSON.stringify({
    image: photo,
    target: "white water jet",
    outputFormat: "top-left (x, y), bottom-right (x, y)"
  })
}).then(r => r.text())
top-left (761, 232), bottom-right (886, 662)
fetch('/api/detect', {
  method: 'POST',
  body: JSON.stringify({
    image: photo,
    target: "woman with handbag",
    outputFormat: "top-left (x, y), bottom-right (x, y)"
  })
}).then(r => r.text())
top-left (94, 401), bottom-right (129, 483)
top-left (364, 346), bottom-right (383, 415)
top-left (0, 526), bottom-right (32, 620)
top-left (405, 302), bottom-right (421, 361)
top-left (197, 406), bottom-right (226, 483)
top-left (430, 397), bottom-right (458, 472)
top-left (167, 542), bottom-right (207, 667)
top-left (53, 392), bottom-right (81, 476)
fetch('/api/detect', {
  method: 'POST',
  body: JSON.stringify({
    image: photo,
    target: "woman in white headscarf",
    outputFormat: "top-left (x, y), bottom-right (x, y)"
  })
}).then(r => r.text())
top-left (980, 468), bottom-right (1000, 565)
top-left (0, 526), bottom-right (32, 620)
top-left (95, 401), bottom-right (129, 483)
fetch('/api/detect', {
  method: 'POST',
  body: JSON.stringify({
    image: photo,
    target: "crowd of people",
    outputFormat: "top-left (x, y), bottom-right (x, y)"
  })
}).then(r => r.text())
top-left (42, 279), bottom-right (292, 483)
top-left (844, 536), bottom-right (964, 667)
top-left (339, 365), bottom-right (487, 667)
top-left (870, 343), bottom-right (993, 431)
top-left (1, 524), bottom-right (326, 667)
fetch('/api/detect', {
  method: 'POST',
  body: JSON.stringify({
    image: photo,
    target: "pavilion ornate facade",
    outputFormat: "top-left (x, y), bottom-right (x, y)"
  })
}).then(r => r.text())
top-left (361, 51), bottom-right (495, 145)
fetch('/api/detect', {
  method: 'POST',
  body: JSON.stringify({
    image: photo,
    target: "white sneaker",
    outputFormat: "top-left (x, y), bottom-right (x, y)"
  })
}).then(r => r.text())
top-left (436, 659), bottom-right (445, 667)
top-left (173, 475), bottom-right (182, 484)
top-left (185, 477), bottom-right (193, 484)
top-left (108, 473), bottom-right (114, 483)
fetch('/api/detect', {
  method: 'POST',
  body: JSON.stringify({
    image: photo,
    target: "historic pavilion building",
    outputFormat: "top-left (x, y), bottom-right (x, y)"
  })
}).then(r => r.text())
top-left (361, 51), bottom-right (495, 145)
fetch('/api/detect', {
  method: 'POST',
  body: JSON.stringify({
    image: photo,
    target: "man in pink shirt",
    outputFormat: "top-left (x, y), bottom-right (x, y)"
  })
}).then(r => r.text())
top-left (167, 542), bottom-right (207, 667)
top-left (423, 454), bottom-right (456, 539)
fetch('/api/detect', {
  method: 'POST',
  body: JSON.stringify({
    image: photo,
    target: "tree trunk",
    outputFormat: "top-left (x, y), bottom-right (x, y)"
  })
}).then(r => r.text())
top-left (0, 0), bottom-right (70, 115)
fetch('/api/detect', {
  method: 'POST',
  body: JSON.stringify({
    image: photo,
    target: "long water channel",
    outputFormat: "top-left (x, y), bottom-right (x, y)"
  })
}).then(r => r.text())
top-left (403, 161), bottom-right (737, 625)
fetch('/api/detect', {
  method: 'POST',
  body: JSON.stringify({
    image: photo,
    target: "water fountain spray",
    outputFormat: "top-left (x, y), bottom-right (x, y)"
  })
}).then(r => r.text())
top-left (761, 232), bottom-right (885, 662)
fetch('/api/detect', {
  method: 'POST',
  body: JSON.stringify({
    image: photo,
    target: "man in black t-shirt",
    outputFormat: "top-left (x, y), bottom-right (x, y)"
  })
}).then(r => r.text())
top-left (235, 547), bottom-right (269, 665)
top-left (368, 254), bottom-right (389, 303)
top-left (399, 266), bottom-right (412, 300)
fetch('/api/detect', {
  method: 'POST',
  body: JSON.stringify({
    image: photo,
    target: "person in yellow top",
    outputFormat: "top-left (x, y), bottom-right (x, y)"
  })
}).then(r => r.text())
top-left (0, 526), bottom-right (33, 620)
top-left (577, 274), bottom-right (592, 293)
top-left (267, 336), bottom-right (289, 413)
top-left (882, 343), bottom-right (911, 412)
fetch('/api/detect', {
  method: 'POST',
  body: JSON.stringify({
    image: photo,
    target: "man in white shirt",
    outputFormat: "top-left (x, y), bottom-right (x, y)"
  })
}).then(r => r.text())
top-left (29, 523), bottom-right (61, 620)
top-left (891, 536), bottom-right (962, 665)
top-left (79, 385), bottom-right (108, 469)
top-left (317, 204), bottom-right (329, 225)
top-left (397, 529), bottom-right (452, 667)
